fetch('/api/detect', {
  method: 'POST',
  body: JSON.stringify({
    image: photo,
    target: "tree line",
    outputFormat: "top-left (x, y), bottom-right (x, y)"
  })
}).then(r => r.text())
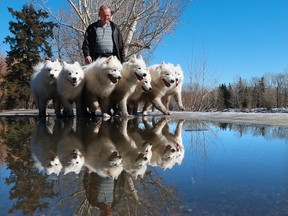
top-left (179, 72), bottom-right (288, 112)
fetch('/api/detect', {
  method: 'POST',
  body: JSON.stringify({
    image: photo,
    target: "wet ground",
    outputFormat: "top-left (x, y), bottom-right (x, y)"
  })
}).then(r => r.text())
top-left (1, 109), bottom-right (288, 126)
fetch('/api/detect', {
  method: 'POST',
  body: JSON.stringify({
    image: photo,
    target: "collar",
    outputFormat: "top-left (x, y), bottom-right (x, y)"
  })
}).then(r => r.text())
top-left (96, 20), bottom-right (111, 28)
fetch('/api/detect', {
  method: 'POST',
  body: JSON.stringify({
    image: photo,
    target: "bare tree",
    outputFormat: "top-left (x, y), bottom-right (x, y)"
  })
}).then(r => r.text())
top-left (183, 54), bottom-right (219, 111)
top-left (34, 0), bottom-right (191, 63)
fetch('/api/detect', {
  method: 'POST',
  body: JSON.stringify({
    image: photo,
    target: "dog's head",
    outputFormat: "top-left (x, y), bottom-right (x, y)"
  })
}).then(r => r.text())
top-left (103, 56), bottom-right (123, 84)
top-left (127, 54), bottom-right (149, 81)
top-left (43, 59), bottom-right (62, 81)
top-left (46, 156), bottom-right (63, 176)
top-left (157, 62), bottom-right (176, 88)
top-left (140, 70), bottom-right (152, 92)
top-left (61, 61), bottom-right (85, 87)
top-left (171, 63), bottom-right (184, 87)
top-left (63, 149), bottom-right (85, 175)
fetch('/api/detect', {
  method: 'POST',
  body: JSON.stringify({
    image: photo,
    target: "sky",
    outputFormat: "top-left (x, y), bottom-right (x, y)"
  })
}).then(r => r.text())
top-left (0, 0), bottom-right (287, 85)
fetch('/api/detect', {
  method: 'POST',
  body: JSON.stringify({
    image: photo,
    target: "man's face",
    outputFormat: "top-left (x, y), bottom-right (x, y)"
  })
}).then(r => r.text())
top-left (100, 8), bottom-right (111, 25)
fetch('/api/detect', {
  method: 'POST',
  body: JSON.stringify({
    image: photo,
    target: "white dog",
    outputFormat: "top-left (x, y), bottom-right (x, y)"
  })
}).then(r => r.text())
top-left (162, 63), bottom-right (185, 111)
top-left (127, 70), bottom-right (153, 115)
top-left (84, 56), bottom-right (122, 118)
top-left (141, 62), bottom-right (176, 115)
top-left (110, 54), bottom-right (148, 116)
top-left (30, 59), bottom-right (62, 117)
top-left (57, 61), bottom-right (85, 117)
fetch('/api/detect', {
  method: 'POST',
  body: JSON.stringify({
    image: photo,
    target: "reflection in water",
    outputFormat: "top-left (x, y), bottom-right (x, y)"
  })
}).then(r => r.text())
top-left (83, 172), bottom-right (114, 216)
top-left (0, 117), bottom-right (287, 215)
top-left (30, 117), bottom-right (185, 180)
top-left (217, 121), bottom-right (288, 141)
top-left (0, 117), bottom-right (186, 215)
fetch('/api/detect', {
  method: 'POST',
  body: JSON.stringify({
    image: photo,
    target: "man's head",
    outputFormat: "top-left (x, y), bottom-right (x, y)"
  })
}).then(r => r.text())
top-left (99, 5), bottom-right (111, 26)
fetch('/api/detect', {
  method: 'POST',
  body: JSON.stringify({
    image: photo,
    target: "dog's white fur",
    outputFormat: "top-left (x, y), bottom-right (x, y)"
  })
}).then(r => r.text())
top-left (137, 117), bottom-right (180, 170)
top-left (30, 119), bottom-right (63, 175)
top-left (110, 118), bottom-right (152, 179)
top-left (84, 121), bottom-right (123, 179)
top-left (110, 54), bottom-right (148, 116)
top-left (141, 62), bottom-right (176, 115)
top-left (127, 68), bottom-right (153, 115)
top-left (84, 56), bottom-right (122, 118)
top-left (57, 61), bottom-right (85, 117)
top-left (30, 59), bottom-right (62, 117)
top-left (56, 119), bottom-right (85, 175)
top-left (162, 119), bottom-right (185, 167)
top-left (162, 63), bottom-right (185, 111)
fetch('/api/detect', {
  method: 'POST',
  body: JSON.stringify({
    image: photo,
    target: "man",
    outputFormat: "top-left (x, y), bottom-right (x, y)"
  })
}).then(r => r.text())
top-left (82, 5), bottom-right (125, 64)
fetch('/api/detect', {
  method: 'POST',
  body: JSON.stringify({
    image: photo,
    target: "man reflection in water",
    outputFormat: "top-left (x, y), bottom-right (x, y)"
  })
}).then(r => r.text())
top-left (83, 170), bottom-right (113, 216)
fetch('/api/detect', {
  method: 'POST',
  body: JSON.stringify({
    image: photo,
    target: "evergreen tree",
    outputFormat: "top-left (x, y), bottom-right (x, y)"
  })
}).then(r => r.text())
top-left (3, 4), bottom-right (57, 109)
top-left (235, 77), bottom-right (248, 110)
top-left (254, 76), bottom-right (266, 108)
top-left (218, 83), bottom-right (232, 109)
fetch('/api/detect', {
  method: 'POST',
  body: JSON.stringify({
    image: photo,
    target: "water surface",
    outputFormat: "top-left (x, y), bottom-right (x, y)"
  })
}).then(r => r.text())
top-left (0, 117), bottom-right (287, 215)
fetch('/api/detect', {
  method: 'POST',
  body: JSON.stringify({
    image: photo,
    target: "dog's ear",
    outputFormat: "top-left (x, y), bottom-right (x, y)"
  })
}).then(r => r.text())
top-left (129, 54), bottom-right (137, 63)
top-left (104, 56), bottom-right (113, 64)
top-left (157, 62), bottom-right (165, 71)
top-left (44, 59), bottom-right (52, 65)
top-left (74, 61), bottom-right (81, 66)
top-left (138, 55), bottom-right (143, 60)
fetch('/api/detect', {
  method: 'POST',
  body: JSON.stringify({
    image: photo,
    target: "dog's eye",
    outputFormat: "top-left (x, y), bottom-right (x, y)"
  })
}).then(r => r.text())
top-left (69, 72), bottom-right (72, 75)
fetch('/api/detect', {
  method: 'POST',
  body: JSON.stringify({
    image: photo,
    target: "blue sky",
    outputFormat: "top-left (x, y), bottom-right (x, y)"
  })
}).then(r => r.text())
top-left (0, 0), bottom-right (287, 85)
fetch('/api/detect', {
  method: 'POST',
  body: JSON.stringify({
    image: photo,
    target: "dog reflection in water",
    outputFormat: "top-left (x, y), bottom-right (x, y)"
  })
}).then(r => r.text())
top-left (56, 119), bottom-right (85, 175)
top-left (136, 117), bottom-right (185, 170)
top-left (109, 118), bottom-right (153, 179)
top-left (30, 116), bottom-right (184, 178)
top-left (31, 119), bottom-right (63, 175)
top-left (84, 120), bottom-right (123, 180)
top-left (31, 118), bottom-right (85, 176)
top-left (162, 119), bottom-right (185, 167)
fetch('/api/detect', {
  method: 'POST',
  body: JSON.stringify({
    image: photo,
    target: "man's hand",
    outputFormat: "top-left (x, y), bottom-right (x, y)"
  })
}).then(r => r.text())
top-left (85, 56), bottom-right (92, 64)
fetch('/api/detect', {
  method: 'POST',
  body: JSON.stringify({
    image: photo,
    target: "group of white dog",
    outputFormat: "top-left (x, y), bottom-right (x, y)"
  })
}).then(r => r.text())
top-left (30, 54), bottom-right (185, 118)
